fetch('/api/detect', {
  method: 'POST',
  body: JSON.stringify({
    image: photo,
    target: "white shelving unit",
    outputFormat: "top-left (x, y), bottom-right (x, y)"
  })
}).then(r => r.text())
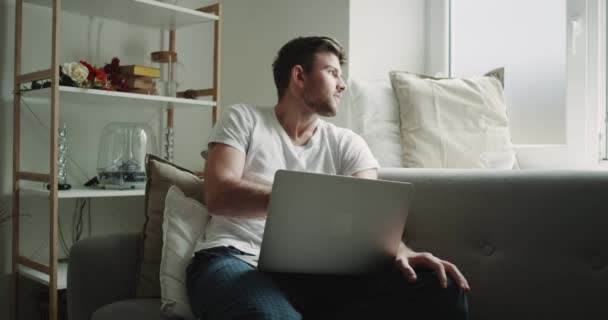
top-left (25, 0), bottom-right (219, 30)
top-left (21, 186), bottom-right (145, 198)
top-left (12, 1), bottom-right (222, 320)
top-left (19, 262), bottom-right (68, 290)
top-left (22, 86), bottom-right (217, 109)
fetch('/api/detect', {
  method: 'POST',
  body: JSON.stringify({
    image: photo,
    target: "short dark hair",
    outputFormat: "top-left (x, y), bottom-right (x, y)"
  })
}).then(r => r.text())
top-left (272, 36), bottom-right (346, 100)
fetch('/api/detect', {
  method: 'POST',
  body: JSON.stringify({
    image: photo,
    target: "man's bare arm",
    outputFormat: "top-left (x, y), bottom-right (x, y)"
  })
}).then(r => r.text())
top-left (204, 143), bottom-right (271, 218)
top-left (352, 168), bottom-right (378, 179)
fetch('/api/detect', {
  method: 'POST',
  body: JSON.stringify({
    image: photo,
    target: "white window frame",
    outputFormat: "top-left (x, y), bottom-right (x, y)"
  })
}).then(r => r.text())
top-left (427, 0), bottom-right (606, 169)
top-left (600, 0), bottom-right (608, 163)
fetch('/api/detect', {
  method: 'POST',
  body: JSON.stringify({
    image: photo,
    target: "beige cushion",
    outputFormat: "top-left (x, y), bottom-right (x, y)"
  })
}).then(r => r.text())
top-left (389, 68), bottom-right (517, 169)
top-left (348, 78), bottom-right (403, 167)
top-left (136, 154), bottom-right (205, 298)
top-left (160, 186), bottom-right (209, 319)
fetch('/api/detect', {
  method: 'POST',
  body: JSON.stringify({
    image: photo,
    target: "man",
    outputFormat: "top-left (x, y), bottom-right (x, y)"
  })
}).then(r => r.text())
top-left (187, 36), bottom-right (470, 319)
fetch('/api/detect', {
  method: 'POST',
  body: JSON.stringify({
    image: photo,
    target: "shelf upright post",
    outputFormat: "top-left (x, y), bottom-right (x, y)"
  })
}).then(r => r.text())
top-left (11, 0), bottom-right (23, 320)
top-left (48, 0), bottom-right (62, 319)
top-left (167, 30), bottom-right (176, 130)
top-left (198, 3), bottom-right (221, 125)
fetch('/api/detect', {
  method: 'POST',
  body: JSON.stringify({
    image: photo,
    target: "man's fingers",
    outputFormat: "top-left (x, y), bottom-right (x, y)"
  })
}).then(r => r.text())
top-left (444, 261), bottom-right (471, 292)
top-left (432, 259), bottom-right (448, 289)
top-left (399, 252), bottom-right (471, 291)
top-left (396, 258), bottom-right (417, 283)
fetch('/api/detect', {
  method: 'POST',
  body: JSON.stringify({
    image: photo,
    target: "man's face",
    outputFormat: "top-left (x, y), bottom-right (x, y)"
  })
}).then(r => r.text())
top-left (301, 52), bottom-right (347, 117)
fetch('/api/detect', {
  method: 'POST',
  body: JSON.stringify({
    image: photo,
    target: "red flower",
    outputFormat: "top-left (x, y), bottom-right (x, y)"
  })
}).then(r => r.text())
top-left (79, 60), bottom-right (95, 81)
top-left (102, 57), bottom-right (125, 91)
top-left (95, 68), bottom-right (107, 82)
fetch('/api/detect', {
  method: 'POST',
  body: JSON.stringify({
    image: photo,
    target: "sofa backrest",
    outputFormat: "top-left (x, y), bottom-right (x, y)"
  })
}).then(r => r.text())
top-left (379, 168), bottom-right (608, 320)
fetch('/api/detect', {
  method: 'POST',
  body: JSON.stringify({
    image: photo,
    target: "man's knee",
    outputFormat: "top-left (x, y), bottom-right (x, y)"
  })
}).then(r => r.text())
top-left (211, 298), bottom-right (301, 320)
top-left (410, 269), bottom-right (469, 319)
top-left (442, 274), bottom-right (470, 319)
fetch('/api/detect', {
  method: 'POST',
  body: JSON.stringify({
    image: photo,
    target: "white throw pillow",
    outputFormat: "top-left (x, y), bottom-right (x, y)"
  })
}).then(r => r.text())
top-left (160, 185), bottom-right (209, 320)
top-left (389, 68), bottom-right (517, 169)
top-left (347, 78), bottom-right (403, 167)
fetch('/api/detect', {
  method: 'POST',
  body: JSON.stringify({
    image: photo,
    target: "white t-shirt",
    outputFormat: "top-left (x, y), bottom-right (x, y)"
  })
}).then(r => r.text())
top-left (194, 104), bottom-right (379, 256)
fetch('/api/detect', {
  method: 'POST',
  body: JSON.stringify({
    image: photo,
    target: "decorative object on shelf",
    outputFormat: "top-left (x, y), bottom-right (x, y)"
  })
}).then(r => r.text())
top-left (57, 123), bottom-right (71, 190)
top-left (19, 79), bottom-right (52, 92)
top-left (101, 57), bottom-right (160, 94)
top-left (103, 57), bottom-right (129, 92)
top-left (151, 50), bottom-right (185, 97)
top-left (123, 72), bottom-right (159, 95)
top-left (97, 122), bottom-right (158, 189)
top-left (164, 127), bottom-right (174, 161)
top-left (177, 88), bottom-right (213, 99)
top-left (120, 65), bottom-right (161, 78)
top-left (60, 61), bottom-right (110, 90)
top-left (45, 123), bottom-right (72, 191)
top-left (31, 79), bottom-right (52, 89)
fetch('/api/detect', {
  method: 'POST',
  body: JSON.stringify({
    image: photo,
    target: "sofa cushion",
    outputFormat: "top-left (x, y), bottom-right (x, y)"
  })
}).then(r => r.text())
top-left (136, 154), bottom-right (205, 298)
top-left (347, 78), bottom-right (403, 167)
top-left (161, 186), bottom-right (209, 319)
top-left (389, 68), bottom-right (517, 169)
top-left (92, 299), bottom-right (176, 320)
top-left (378, 168), bottom-right (608, 320)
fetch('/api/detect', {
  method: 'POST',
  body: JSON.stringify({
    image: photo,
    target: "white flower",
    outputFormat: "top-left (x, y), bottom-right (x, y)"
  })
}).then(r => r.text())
top-left (62, 62), bottom-right (88, 84)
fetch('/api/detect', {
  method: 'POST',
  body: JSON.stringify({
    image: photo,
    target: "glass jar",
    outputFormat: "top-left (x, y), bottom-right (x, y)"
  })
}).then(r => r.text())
top-left (97, 122), bottom-right (158, 189)
top-left (150, 51), bottom-right (186, 97)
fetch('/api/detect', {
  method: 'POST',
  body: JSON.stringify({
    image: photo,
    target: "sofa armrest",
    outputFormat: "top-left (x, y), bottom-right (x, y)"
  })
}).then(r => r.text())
top-left (67, 233), bottom-right (142, 320)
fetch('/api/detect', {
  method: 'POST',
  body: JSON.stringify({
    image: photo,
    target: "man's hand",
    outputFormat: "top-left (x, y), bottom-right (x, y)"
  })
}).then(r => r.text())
top-left (351, 170), bottom-right (469, 292)
top-left (395, 242), bottom-right (470, 292)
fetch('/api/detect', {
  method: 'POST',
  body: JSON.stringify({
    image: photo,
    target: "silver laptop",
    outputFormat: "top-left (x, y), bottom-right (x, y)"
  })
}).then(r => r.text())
top-left (258, 170), bottom-right (414, 274)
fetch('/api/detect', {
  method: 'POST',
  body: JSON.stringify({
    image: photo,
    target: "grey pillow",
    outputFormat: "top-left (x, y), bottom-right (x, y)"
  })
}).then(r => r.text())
top-left (136, 154), bottom-right (205, 298)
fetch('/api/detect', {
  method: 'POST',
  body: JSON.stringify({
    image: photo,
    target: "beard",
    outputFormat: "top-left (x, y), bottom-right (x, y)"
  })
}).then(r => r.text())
top-left (302, 88), bottom-right (338, 117)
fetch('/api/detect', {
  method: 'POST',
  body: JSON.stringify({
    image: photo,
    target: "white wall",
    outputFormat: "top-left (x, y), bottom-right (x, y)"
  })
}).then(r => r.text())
top-left (219, 0), bottom-right (350, 109)
top-left (349, 0), bottom-right (426, 80)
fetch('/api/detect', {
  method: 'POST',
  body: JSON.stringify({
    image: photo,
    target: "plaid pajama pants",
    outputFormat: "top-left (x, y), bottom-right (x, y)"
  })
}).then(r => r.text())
top-left (186, 246), bottom-right (469, 320)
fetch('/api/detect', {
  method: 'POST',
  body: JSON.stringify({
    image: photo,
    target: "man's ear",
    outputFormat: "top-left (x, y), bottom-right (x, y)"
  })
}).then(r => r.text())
top-left (291, 65), bottom-right (306, 89)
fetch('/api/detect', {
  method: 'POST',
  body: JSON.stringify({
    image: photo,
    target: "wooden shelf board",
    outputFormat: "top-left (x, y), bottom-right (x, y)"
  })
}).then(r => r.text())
top-left (21, 186), bottom-right (145, 198)
top-left (24, 0), bottom-right (218, 29)
top-left (21, 86), bottom-right (216, 109)
top-left (19, 261), bottom-right (68, 290)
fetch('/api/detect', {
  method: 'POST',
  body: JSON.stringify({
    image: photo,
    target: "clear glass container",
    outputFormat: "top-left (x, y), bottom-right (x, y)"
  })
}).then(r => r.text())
top-left (97, 122), bottom-right (158, 189)
top-left (150, 51), bottom-right (186, 97)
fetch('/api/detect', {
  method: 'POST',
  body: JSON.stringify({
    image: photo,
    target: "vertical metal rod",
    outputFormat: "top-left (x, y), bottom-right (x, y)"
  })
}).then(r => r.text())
top-left (11, 0), bottom-right (23, 319)
top-left (168, 30), bottom-right (175, 128)
top-left (212, 4), bottom-right (221, 125)
top-left (49, 0), bottom-right (61, 319)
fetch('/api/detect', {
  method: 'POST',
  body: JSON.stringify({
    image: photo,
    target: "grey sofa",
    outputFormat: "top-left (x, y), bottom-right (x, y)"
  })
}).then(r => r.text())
top-left (68, 169), bottom-right (608, 320)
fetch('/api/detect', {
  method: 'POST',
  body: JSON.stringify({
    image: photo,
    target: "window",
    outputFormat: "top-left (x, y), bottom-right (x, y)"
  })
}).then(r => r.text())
top-left (603, 0), bottom-right (608, 161)
top-left (451, 0), bottom-right (566, 145)
top-left (449, 0), bottom-right (605, 167)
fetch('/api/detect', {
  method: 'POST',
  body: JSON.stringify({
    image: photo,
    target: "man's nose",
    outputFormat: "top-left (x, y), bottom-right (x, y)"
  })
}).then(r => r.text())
top-left (337, 78), bottom-right (347, 92)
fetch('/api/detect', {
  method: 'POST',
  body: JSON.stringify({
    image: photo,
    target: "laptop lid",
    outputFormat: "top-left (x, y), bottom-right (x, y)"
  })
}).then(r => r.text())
top-left (258, 170), bottom-right (413, 274)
